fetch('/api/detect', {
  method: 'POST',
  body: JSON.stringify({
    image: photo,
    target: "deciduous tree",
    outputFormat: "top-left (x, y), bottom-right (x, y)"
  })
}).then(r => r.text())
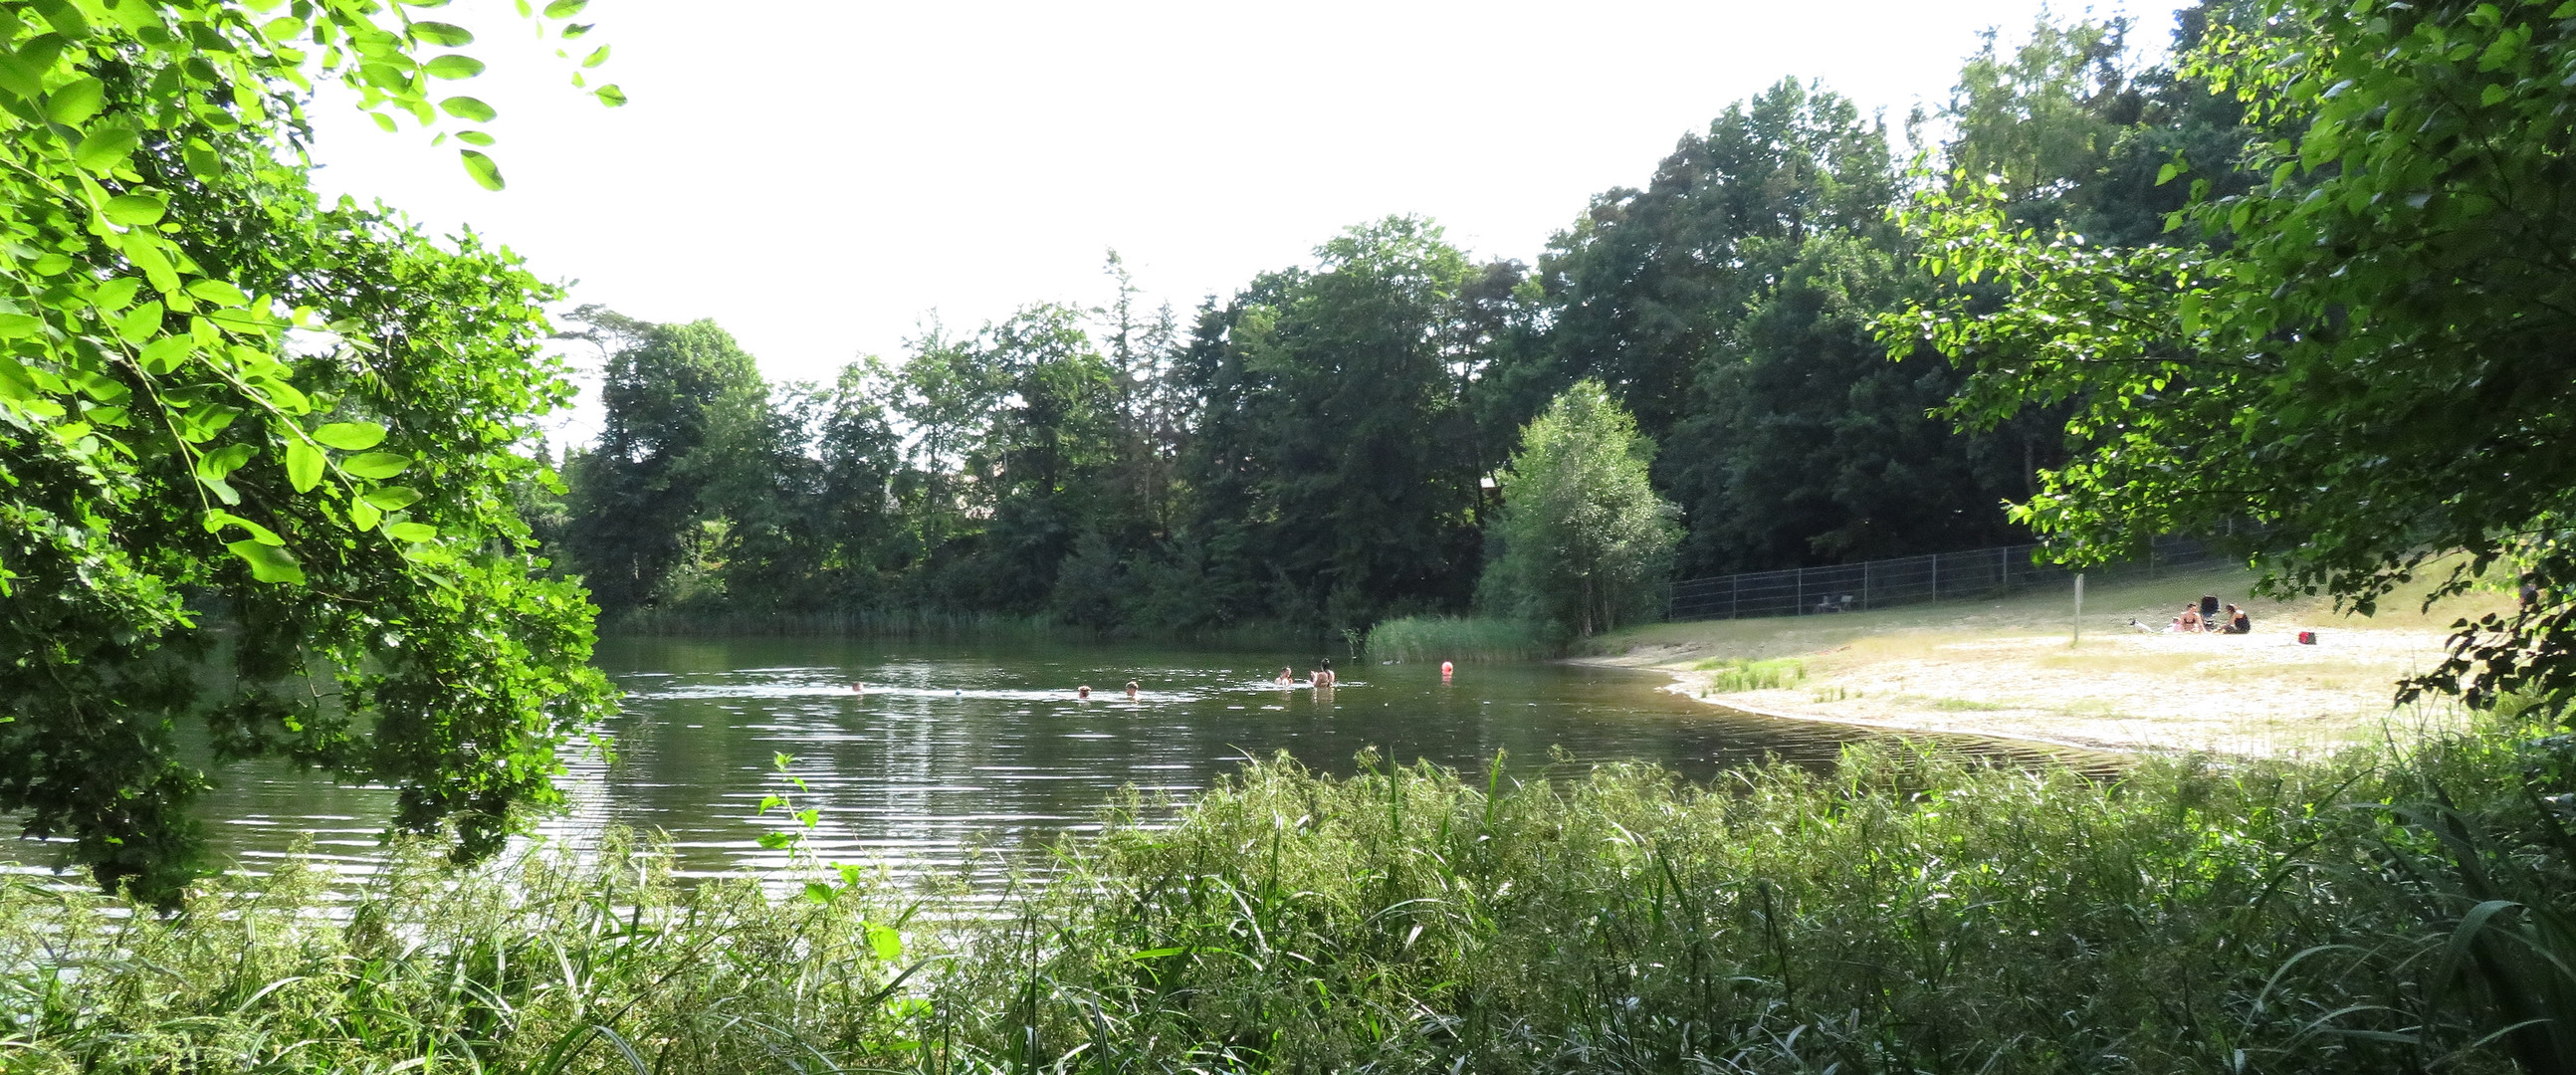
top-left (1480, 381), bottom-right (1678, 638)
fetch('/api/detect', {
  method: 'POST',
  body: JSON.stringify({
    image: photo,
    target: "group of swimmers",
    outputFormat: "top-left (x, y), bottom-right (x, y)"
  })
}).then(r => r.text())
top-left (845, 656), bottom-right (1379, 702)
top-left (847, 681), bottom-right (1144, 699)
top-left (1274, 658), bottom-right (1336, 688)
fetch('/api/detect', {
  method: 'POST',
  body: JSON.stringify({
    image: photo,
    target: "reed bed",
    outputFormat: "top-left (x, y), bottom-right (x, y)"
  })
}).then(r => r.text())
top-left (1366, 615), bottom-right (1557, 664)
top-left (4, 730), bottom-right (2571, 1073)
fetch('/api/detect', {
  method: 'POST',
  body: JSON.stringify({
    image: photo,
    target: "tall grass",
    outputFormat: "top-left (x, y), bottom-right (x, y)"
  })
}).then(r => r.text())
top-left (5, 731), bottom-right (2571, 1073)
top-left (1691, 655), bottom-right (1808, 692)
top-left (1366, 615), bottom-right (1555, 663)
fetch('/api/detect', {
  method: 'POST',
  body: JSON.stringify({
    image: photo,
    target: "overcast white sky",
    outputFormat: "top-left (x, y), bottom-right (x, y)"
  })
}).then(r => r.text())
top-left (306, 1), bottom-right (2194, 440)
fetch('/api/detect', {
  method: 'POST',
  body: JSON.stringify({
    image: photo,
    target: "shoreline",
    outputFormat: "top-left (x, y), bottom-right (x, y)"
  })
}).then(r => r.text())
top-left (1635, 669), bottom-right (2143, 760)
top-left (1573, 627), bottom-right (2466, 758)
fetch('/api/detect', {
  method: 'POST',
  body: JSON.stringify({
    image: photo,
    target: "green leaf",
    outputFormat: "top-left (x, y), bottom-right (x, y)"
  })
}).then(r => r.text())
top-left (867, 924), bottom-right (903, 962)
top-left (581, 44), bottom-right (609, 68)
top-left (35, 1), bottom-right (91, 40)
top-left (754, 831), bottom-right (793, 850)
top-left (315, 421), bottom-right (387, 450)
top-left (285, 440), bottom-right (323, 492)
top-left (423, 54), bottom-right (487, 80)
top-left (802, 881), bottom-right (834, 904)
top-left (439, 95), bottom-right (496, 121)
top-left (410, 21), bottom-right (473, 46)
top-left (348, 496), bottom-right (381, 531)
top-left (103, 194), bottom-right (166, 226)
top-left (122, 238), bottom-right (177, 294)
top-left (115, 302), bottom-right (161, 343)
top-left (543, 0), bottom-right (588, 17)
top-left (260, 16), bottom-right (308, 44)
top-left (138, 335), bottom-right (192, 373)
top-left (455, 130), bottom-right (495, 146)
top-left (561, 22), bottom-right (593, 38)
top-left (95, 277), bottom-right (141, 311)
top-left (73, 126), bottom-right (140, 172)
top-left (184, 142), bottom-right (223, 179)
top-left (0, 314), bottom-right (43, 338)
top-left (386, 521), bottom-right (438, 541)
top-left (43, 76), bottom-right (103, 124)
top-left (226, 539), bottom-right (306, 584)
top-left (185, 280), bottom-right (249, 308)
top-left (593, 84), bottom-right (626, 108)
top-left (361, 486), bottom-right (422, 511)
top-left (196, 442), bottom-right (256, 481)
top-left (343, 451), bottom-right (412, 479)
top-left (459, 149), bottom-right (504, 191)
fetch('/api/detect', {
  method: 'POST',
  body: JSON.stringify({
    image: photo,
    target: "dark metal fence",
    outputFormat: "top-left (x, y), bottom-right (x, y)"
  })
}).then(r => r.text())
top-left (1664, 536), bottom-right (2227, 623)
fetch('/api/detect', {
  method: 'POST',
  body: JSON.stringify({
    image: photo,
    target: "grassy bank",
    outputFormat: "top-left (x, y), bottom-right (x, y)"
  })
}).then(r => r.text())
top-left (1366, 615), bottom-right (1556, 663)
top-left (7, 725), bottom-right (2572, 1073)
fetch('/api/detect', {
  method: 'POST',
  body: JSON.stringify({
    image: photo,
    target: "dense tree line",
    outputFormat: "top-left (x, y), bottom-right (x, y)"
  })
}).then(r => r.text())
top-left (549, 7), bottom-right (2260, 640)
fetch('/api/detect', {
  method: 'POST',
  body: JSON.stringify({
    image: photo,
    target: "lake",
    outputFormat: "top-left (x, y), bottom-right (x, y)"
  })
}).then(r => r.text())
top-left (9, 638), bottom-right (1894, 887)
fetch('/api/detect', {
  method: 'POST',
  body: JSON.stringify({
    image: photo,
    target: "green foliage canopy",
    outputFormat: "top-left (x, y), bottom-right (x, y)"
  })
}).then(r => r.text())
top-left (0, 0), bottom-right (618, 901)
top-left (1479, 380), bottom-right (1677, 638)
top-left (1893, 0), bottom-right (2576, 706)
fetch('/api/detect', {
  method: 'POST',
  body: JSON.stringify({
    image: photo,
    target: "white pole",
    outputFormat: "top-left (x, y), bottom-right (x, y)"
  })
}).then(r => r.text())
top-left (2073, 572), bottom-right (2085, 645)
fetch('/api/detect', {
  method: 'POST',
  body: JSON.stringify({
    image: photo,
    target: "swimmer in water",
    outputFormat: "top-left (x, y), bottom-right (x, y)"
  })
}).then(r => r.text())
top-left (1276, 667), bottom-right (1294, 686)
top-left (1125, 681), bottom-right (1140, 699)
top-left (851, 682), bottom-right (865, 694)
top-left (1077, 685), bottom-right (1091, 699)
top-left (1313, 659), bottom-right (1336, 688)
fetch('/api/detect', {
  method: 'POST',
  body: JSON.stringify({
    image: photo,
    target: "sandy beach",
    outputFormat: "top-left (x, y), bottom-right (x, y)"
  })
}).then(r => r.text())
top-left (1584, 565), bottom-right (2508, 756)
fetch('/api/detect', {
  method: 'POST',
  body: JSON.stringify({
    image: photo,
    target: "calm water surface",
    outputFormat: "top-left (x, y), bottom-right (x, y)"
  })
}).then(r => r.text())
top-left (12, 638), bottom-right (1889, 885)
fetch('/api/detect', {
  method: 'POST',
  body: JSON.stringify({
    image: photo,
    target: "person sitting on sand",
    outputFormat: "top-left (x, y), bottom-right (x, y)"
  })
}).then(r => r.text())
top-left (1125, 681), bottom-right (1140, 699)
top-left (2179, 605), bottom-right (2204, 632)
top-left (2224, 604), bottom-right (2252, 634)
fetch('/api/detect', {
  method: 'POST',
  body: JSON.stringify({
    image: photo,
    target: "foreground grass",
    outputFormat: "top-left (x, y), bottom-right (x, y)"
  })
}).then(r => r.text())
top-left (5, 729), bottom-right (2572, 1073)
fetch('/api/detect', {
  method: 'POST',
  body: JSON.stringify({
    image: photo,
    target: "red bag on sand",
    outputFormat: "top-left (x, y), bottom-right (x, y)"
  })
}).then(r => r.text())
top-left (2297, 630), bottom-right (2317, 645)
